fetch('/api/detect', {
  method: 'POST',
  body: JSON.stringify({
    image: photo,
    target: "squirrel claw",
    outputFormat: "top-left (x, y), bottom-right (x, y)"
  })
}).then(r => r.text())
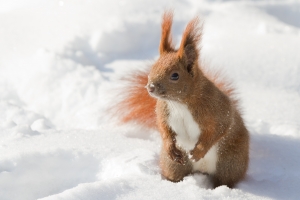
top-left (174, 156), bottom-right (185, 165)
top-left (168, 145), bottom-right (185, 165)
top-left (189, 147), bottom-right (206, 162)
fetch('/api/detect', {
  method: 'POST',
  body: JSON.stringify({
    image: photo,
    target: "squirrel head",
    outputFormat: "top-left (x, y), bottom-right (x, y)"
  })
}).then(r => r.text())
top-left (146, 12), bottom-right (202, 102)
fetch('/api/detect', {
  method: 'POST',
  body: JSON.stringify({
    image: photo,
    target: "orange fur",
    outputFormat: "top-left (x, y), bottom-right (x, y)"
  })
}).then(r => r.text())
top-left (202, 69), bottom-right (238, 106)
top-left (115, 70), bottom-right (157, 129)
top-left (177, 17), bottom-right (201, 59)
top-left (160, 11), bottom-right (175, 54)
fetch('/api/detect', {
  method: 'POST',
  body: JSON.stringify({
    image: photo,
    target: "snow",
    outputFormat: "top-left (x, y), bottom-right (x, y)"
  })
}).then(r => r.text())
top-left (0, 0), bottom-right (299, 199)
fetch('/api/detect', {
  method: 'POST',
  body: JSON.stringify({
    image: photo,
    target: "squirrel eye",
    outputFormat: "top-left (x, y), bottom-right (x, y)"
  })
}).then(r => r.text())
top-left (170, 73), bottom-right (179, 81)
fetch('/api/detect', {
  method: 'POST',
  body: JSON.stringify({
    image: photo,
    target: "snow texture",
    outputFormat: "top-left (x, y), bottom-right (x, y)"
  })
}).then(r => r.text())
top-left (0, 0), bottom-right (300, 199)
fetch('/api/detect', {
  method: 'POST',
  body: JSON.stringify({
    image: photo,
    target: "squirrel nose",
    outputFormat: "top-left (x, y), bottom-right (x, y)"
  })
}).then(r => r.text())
top-left (147, 83), bottom-right (155, 93)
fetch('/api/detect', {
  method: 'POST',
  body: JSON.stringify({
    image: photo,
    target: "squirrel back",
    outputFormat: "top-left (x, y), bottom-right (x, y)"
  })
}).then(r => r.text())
top-left (114, 12), bottom-right (249, 188)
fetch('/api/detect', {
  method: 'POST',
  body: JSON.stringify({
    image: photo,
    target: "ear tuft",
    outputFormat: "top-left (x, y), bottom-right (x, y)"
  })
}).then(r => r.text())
top-left (159, 11), bottom-right (175, 54)
top-left (177, 17), bottom-right (202, 62)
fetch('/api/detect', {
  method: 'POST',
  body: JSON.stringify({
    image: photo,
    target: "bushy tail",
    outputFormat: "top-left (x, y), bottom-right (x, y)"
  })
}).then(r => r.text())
top-left (113, 68), bottom-right (157, 130)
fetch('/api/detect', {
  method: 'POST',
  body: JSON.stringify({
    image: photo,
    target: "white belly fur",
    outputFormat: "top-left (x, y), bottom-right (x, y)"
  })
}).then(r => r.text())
top-left (192, 143), bottom-right (218, 174)
top-left (167, 101), bottom-right (200, 151)
top-left (167, 101), bottom-right (218, 174)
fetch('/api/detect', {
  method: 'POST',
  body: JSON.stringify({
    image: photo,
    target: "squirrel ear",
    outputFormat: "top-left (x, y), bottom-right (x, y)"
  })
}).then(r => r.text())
top-left (159, 11), bottom-right (174, 55)
top-left (184, 44), bottom-right (198, 75)
top-left (177, 17), bottom-right (202, 73)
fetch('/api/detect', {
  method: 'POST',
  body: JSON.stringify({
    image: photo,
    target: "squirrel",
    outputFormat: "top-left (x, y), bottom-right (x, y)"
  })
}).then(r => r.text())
top-left (114, 12), bottom-right (249, 188)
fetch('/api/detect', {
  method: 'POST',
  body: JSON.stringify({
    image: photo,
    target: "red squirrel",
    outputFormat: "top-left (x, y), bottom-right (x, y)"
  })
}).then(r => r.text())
top-left (115, 12), bottom-right (249, 188)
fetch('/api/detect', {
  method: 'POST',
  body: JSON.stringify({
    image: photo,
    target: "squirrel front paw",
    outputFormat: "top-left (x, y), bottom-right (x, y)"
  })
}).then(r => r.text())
top-left (189, 145), bottom-right (206, 162)
top-left (168, 145), bottom-right (185, 165)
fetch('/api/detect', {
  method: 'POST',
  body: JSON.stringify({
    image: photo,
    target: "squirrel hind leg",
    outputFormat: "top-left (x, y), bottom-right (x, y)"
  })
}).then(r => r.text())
top-left (212, 143), bottom-right (249, 188)
top-left (212, 176), bottom-right (235, 188)
top-left (211, 153), bottom-right (248, 188)
top-left (160, 147), bottom-right (192, 182)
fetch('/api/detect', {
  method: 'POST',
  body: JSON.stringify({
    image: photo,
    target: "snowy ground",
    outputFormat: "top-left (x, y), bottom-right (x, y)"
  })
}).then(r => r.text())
top-left (0, 0), bottom-right (300, 199)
